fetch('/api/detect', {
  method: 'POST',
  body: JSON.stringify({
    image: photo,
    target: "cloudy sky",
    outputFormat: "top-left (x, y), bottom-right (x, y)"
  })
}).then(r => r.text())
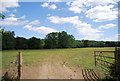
top-left (0, 0), bottom-right (119, 41)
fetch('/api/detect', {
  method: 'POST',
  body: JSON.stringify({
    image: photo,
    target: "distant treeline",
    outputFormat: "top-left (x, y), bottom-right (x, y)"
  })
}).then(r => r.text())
top-left (2, 30), bottom-right (119, 50)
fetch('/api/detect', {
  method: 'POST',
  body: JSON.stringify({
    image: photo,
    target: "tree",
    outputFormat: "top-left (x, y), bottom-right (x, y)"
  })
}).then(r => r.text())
top-left (45, 32), bottom-right (59, 49)
top-left (0, 13), bottom-right (5, 35)
top-left (45, 31), bottom-right (76, 49)
top-left (58, 31), bottom-right (76, 48)
top-left (0, 13), bottom-right (5, 19)
top-left (76, 40), bottom-right (84, 48)
top-left (41, 39), bottom-right (45, 48)
top-left (2, 31), bottom-right (15, 49)
top-left (28, 37), bottom-right (42, 49)
top-left (15, 37), bottom-right (28, 49)
top-left (82, 40), bottom-right (90, 47)
top-left (2, 30), bottom-right (119, 49)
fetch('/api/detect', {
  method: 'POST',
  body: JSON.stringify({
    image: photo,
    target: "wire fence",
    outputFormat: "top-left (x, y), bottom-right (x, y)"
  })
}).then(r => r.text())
top-left (2, 52), bottom-right (22, 81)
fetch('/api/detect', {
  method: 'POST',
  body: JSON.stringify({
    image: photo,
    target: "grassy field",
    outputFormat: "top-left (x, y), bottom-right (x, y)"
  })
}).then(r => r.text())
top-left (2, 47), bottom-right (115, 70)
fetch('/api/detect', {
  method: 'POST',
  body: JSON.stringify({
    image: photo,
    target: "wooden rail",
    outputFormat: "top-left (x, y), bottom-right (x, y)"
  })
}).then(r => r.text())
top-left (96, 58), bottom-right (113, 65)
top-left (94, 50), bottom-right (115, 72)
top-left (96, 63), bottom-right (109, 72)
top-left (94, 47), bottom-right (120, 75)
top-left (96, 61), bottom-right (110, 68)
top-left (95, 55), bottom-right (115, 59)
top-left (94, 51), bottom-right (115, 53)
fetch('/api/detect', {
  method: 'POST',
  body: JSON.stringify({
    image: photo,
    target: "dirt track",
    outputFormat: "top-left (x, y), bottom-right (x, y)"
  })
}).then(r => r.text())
top-left (22, 55), bottom-right (84, 79)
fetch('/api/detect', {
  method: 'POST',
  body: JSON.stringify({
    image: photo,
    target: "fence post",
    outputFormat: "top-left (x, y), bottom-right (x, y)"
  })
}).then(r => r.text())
top-left (115, 47), bottom-right (120, 76)
top-left (18, 51), bottom-right (22, 79)
top-left (94, 51), bottom-right (96, 66)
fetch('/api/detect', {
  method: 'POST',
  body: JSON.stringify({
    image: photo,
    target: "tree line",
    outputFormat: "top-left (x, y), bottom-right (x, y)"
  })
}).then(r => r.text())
top-left (2, 30), bottom-right (119, 50)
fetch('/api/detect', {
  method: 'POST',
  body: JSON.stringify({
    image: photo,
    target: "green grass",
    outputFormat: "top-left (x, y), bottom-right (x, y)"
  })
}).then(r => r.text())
top-left (2, 47), bottom-right (115, 70)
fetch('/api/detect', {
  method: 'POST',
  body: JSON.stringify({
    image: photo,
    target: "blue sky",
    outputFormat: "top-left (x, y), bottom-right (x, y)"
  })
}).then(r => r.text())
top-left (1, 0), bottom-right (119, 41)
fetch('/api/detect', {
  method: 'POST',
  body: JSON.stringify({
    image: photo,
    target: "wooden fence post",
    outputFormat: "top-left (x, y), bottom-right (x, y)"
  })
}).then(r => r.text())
top-left (115, 47), bottom-right (120, 75)
top-left (94, 51), bottom-right (96, 66)
top-left (18, 51), bottom-right (22, 79)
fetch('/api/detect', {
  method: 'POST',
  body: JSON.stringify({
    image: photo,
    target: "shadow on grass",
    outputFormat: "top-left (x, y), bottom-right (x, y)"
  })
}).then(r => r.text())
top-left (102, 63), bottom-right (120, 81)
top-left (82, 69), bottom-right (101, 81)
top-left (2, 74), bottom-right (19, 81)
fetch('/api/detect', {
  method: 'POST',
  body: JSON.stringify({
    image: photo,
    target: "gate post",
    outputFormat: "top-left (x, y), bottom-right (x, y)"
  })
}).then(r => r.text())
top-left (94, 51), bottom-right (96, 66)
top-left (115, 47), bottom-right (120, 76)
top-left (18, 51), bottom-right (22, 79)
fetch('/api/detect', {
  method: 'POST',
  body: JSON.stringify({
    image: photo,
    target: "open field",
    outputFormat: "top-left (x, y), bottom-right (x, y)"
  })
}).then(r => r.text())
top-left (2, 47), bottom-right (115, 68)
top-left (2, 47), bottom-right (115, 79)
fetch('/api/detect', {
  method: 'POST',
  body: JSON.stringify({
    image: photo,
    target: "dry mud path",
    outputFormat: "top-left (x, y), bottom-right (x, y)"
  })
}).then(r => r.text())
top-left (22, 54), bottom-right (84, 79)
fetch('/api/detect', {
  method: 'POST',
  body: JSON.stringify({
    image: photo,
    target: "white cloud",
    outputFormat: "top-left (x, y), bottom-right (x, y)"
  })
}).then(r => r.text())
top-left (5, 17), bottom-right (18, 21)
top-left (48, 16), bottom-right (80, 24)
top-left (75, 22), bottom-right (103, 40)
top-left (104, 34), bottom-right (119, 41)
top-left (41, 3), bottom-right (57, 10)
top-left (41, 3), bottom-right (49, 7)
top-left (0, 0), bottom-right (19, 13)
top-left (9, 14), bottom-right (15, 17)
top-left (69, 6), bottom-right (83, 13)
top-left (84, 0), bottom-right (117, 6)
top-left (99, 24), bottom-right (116, 29)
top-left (68, 0), bottom-right (85, 7)
top-left (67, 0), bottom-right (86, 13)
top-left (67, 0), bottom-right (118, 22)
top-left (66, 2), bottom-right (71, 6)
top-left (29, 20), bottom-right (40, 25)
top-left (24, 25), bottom-right (58, 34)
top-left (13, 20), bottom-right (29, 25)
top-left (67, 0), bottom-right (118, 13)
top-left (85, 5), bottom-right (118, 22)
top-left (0, 17), bottom-right (17, 26)
top-left (49, 4), bottom-right (57, 9)
top-left (48, 16), bottom-right (103, 40)
top-left (13, 9), bottom-right (17, 12)
top-left (47, 14), bottom-right (51, 16)
top-left (20, 16), bottom-right (26, 19)
top-left (0, 16), bottom-right (28, 26)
